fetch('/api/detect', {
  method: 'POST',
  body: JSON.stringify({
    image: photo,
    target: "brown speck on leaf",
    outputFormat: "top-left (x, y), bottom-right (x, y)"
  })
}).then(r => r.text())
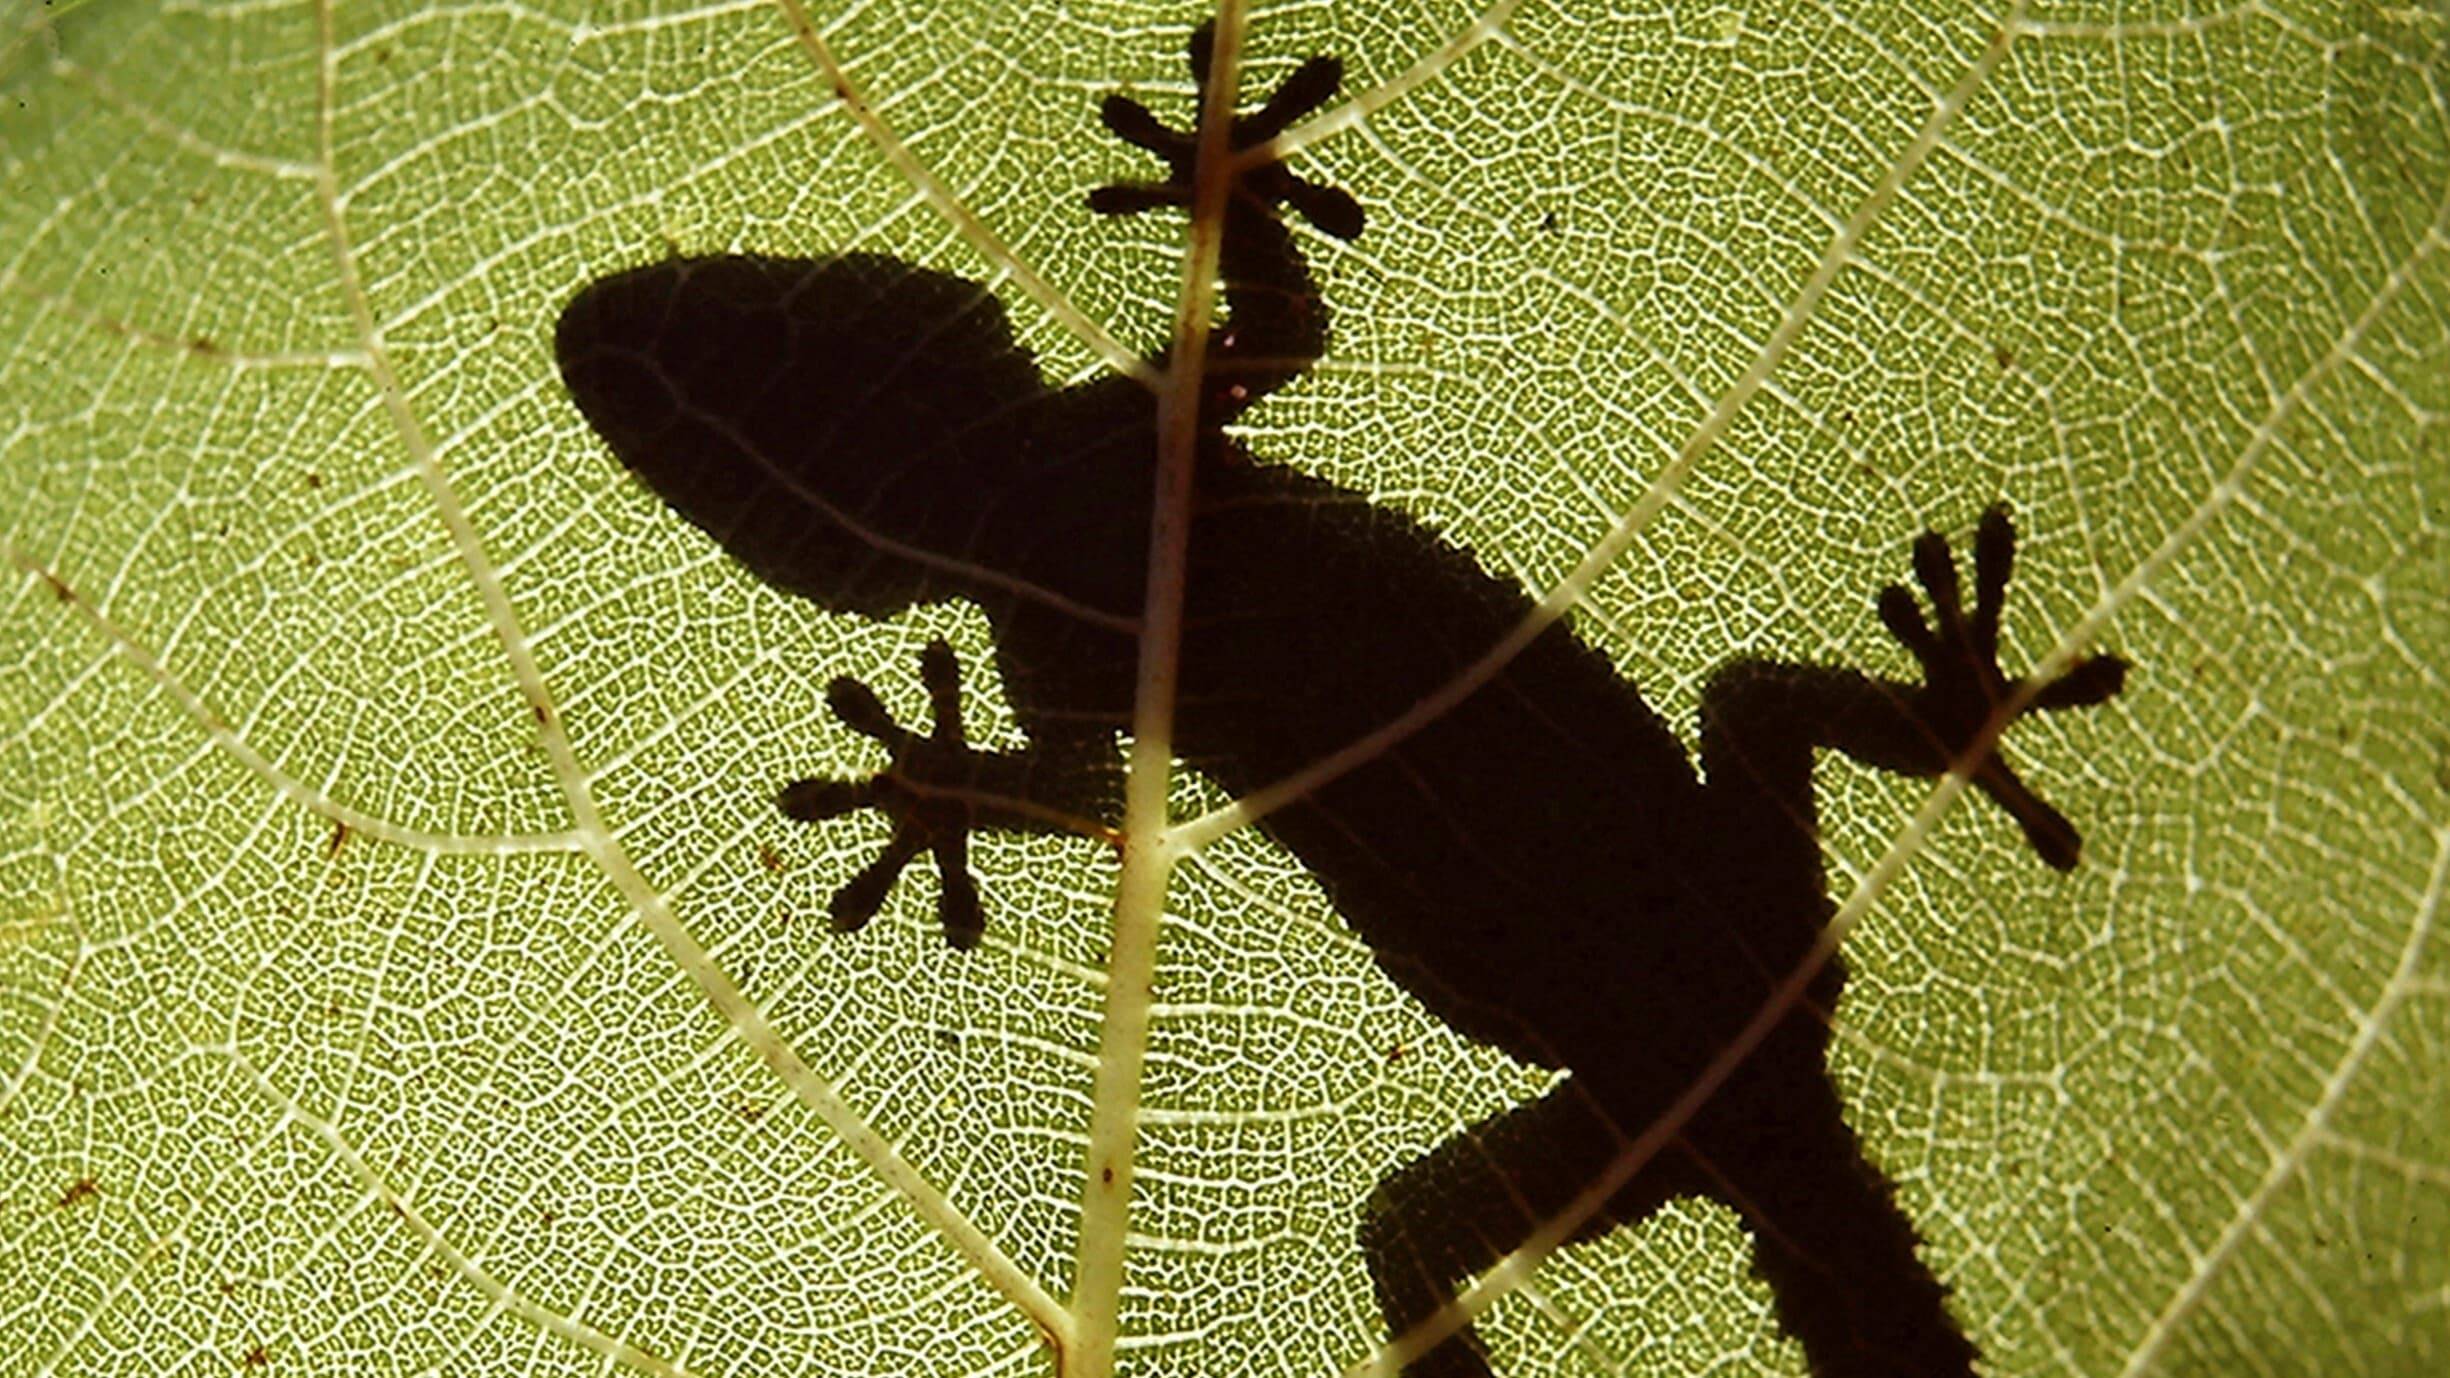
top-left (324, 819), bottom-right (349, 860)
top-left (189, 335), bottom-right (222, 356)
top-left (735, 1097), bottom-right (768, 1122)
top-left (57, 1177), bottom-right (98, 1209)
top-left (303, 471), bottom-right (323, 490)
top-left (1101, 1166), bottom-right (1114, 1185)
top-left (1386, 1043), bottom-right (1407, 1064)
top-left (216, 1277), bottom-right (239, 1297)
top-left (832, 78), bottom-right (853, 103)
top-left (242, 1343), bottom-right (270, 1370)
top-left (758, 843), bottom-right (785, 875)
top-left (40, 569), bottom-right (74, 603)
top-left (1993, 343), bottom-right (2015, 370)
top-left (537, 1208), bottom-right (557, 1226)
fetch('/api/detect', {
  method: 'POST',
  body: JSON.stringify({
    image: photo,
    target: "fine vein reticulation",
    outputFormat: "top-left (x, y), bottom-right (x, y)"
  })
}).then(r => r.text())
top-left (5, 1), bottom-right (2443, 1376)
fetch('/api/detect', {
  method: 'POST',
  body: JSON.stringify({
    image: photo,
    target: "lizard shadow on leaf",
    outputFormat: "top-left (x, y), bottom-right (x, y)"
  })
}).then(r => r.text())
top-left (554, 18), bottom-right (2126, 1378)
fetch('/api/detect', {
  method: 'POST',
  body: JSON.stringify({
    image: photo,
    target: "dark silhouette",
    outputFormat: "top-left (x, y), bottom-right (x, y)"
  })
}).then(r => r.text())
top-left (554, 20), bottom-right (2126, 1377)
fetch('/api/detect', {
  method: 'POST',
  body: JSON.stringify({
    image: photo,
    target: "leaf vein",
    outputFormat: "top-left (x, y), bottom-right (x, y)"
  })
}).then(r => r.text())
top-left (299, 0), bottom-right (1070, 1348)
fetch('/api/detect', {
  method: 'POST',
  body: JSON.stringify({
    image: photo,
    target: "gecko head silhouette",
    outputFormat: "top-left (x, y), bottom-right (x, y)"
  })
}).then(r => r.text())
top-left (554, 251), bottom-right (1063, 618)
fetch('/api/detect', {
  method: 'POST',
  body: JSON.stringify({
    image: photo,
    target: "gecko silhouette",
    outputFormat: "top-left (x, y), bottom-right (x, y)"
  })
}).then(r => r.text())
top-left (555, 20), bottom-right (2126, 1377)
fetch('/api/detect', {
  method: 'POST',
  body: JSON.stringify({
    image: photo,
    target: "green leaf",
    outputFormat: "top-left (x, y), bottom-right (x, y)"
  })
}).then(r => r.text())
top-left (3, 2), bottom-right (2444, 1376)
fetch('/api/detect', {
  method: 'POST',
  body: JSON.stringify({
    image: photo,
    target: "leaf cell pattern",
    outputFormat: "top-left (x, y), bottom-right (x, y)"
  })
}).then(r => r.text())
top-left (2, 2), bottom-right (2445, 1377)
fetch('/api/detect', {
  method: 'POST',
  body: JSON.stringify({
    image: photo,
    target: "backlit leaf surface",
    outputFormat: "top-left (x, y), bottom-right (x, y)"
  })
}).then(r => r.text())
top-left (2, 2), bottom-right (2444, 1375)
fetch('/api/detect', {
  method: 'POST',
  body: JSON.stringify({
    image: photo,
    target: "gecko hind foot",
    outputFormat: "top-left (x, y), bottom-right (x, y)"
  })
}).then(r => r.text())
top-left (1877, 503), bottom-right (2128, 870)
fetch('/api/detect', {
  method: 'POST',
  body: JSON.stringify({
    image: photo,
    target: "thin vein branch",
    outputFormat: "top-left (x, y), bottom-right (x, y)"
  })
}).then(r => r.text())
top-left (768, 0), bottom-right (1157, 387)
top-left (47, 54), bottom-right (321, 179)
top-left (0, 914), bottom-right (81, 1123)
top-left (1229, 0), bottom-right (1521, 170)
top-left (1174, 3), bottom-right (2032, 856)
top-left (0, 273), bottom-right (370, 371)
top-left (303, 0), bottom-right (1068, 1349)
top-left (2, 543), bottom-right (581, 856)
top-left (1999, 193), bottom-right (2450, 712)
top-left (2009, 6), bottom-right (2261, 41)
top-left (1351, 103), bottom-right (2450, 1376)
top-left (2101, 208), bottom-right (2450, 1378)
top-left (229, 1051), bottom-right (705, 1378)
top-left (30, 1083), bottom-right (286, 1378)
top-left (2116, 821), bottom-right (2446, 1377)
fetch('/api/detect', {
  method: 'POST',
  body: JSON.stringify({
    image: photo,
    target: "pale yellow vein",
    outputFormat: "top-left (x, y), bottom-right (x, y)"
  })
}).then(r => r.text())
top-left (767, 0), bottom-right (1157, 387)
top-left (1175, 3), bottom-right (2035, 857)
top-left (1067, 7), bottom-right (1250, 1375)
top-left (301, 0), bottom-right (1068, 1349)
top-left (0, 273), bottom-right (371, 372)
top-left (1351, 81), bottom-right (2450, 1374)
top-left (2114, 831), bottom-right (2448, 1376)
top-left (232, 1051), bottom-right (709, 1378)
top-left (29, 1091), bottom-right (289, 1378)
top-left (1, 543), bottom-right (581, 856)
top-left (48, 54), bottom-right (321, 180)
top-left (1234, 0), bottom-right (1524, 169)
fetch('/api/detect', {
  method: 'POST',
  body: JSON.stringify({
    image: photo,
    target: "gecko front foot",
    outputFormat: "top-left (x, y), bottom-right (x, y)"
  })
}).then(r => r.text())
top-left (778, 639), bottom-right (986, 948)
top-left (1878, 503), bottom-right (2128, 870)
top-left (1087, 18), bottom-right (1363, 240)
